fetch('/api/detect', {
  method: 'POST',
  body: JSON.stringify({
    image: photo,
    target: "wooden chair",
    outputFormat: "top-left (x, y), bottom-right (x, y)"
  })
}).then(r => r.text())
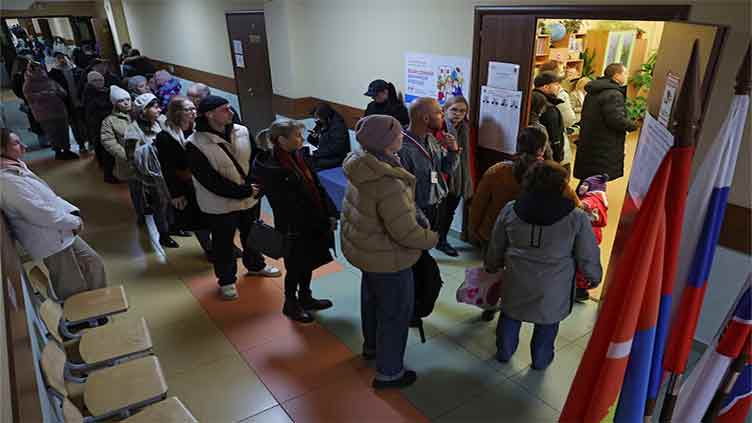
top-left (41, 341), bottom-right (168, 422)
top-left (28, 266), bottom-right (129, 338)
top-left (39, 299), bottom-right (153, 371)
top-left (59, 396), bottom-right (197, 423)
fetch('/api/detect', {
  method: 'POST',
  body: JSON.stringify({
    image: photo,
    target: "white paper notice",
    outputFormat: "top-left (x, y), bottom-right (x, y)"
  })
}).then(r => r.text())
top-left (478, 86), bottom-right (522, 154)
top-left (658, 72), bottom-right (680, 127)
top-left (487, 61), bottom-right (520, 90)
top-left (628, 114), bottom-right (674, 206)
top-left (233, 40), bottom-right (243, 54)
top-left (234, 54), bottom-right (245, 68)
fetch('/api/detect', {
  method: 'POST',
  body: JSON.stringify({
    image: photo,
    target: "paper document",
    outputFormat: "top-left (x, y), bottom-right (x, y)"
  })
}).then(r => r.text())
top-left (487, 61), bottom-right (520, 90)
top-left (628, 114), bottom-right (674, 206)
top-left (478, 86), bottom-right (522, 154)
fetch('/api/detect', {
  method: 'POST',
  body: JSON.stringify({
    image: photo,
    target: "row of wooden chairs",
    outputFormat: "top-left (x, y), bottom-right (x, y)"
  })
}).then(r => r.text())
top-left (27, 266), bottom-right (197, 423)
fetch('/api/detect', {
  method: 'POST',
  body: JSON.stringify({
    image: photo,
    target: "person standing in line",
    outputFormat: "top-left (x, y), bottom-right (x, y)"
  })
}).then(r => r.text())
top-left (485, 160), bottom-right (601, 370)
top-left (11, 55), bottom-right (48, 149)
top-left (186, 83), bottom-right (241, 125)
top-left (23, 61), bottom-right (78, 160)
top-left (399, 97), bottom-right (459, 230)
top-left (0, 129), bottom-right (106, 300)
top-left (306, 103), bottom-right (351, 170)
top-left (538, 61), bottom-right (578, 172)
top-left (363, 79), bottom-right (410, 127)
top-left (155, 96), bottom-right (214, 257)
top-left (102, 86), bottom-right (136, 198)
top-left (573, 63), bottom-right (638, 182)
top-left (127, 75), bottom-right (151, 98)
top-left (82, 71), bottom-right (115, 183)
top-left (531, 71), bottom-right (566, 164)
top-left (341, 114), bottom-right (438, 389)
top-left (48, 52), bottom-right (88, 152)
top-left (253, 119), bottom-right (337, 323)
top-left (123, 93), bottom-right (177, 248)
top-left (186, 96), bottom-right (280, 301)
top-left (434, 95), bottom-right (473, 257)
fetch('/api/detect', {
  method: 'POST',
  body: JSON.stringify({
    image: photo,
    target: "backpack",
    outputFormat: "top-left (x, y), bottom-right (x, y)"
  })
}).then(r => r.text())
top-left (456, 267), bottom-right (503, 310)
top-left (412, 250), bottom-right (443, 343)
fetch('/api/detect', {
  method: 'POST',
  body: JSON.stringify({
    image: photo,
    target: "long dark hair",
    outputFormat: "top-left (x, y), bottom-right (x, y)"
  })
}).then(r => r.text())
top-left (386, 82), bottom-right (404, 104)
top-left (513, 127), bottom-right (547, 182)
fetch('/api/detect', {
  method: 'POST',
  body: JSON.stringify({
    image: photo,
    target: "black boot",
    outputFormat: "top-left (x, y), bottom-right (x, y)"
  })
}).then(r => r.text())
top-left (283, 298), bottom-right (314, 323)
top-left (298, 293), bottom-right (333, 311)
top-left (575, 287), bottom-right (590, 303)
top-left (436, 240), bottom-right (459, 257)
top-left (159, 235), bottom-right (179, 248)
top-left (372, 370), bottom-right (417, 390)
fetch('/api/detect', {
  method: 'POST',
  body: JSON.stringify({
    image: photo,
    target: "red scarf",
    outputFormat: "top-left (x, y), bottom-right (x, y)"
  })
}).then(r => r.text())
top-left (275, 148), bottom-right (323, 210)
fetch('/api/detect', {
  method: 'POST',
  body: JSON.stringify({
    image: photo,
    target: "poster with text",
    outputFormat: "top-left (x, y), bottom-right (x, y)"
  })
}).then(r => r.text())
top-left (405, 52), bottom-right (471, 105)
top-left (478, 86), bottom-right (522, 154)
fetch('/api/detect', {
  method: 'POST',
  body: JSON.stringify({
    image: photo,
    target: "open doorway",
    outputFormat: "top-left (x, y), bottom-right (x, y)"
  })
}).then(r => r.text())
top-left (470, 6), bottom-right (726, 302)
top-left (530, 19), bottom-right (666, 299)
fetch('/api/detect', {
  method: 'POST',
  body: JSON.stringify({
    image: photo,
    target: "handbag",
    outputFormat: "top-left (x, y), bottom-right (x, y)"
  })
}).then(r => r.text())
top-left (456, 267), bottom-right (503, 310)
top-left (246, 219), bottom-right (290, 259)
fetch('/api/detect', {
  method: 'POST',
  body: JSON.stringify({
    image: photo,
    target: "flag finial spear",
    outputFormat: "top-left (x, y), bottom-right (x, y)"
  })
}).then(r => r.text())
top-left (671, 39), bottom-right (701, 148)
top-left (735, 42), bottom-right (751, 95)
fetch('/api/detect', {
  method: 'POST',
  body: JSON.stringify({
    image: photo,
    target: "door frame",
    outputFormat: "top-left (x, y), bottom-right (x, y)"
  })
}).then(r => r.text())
top-left (224, 9), bottom-right (272, 132)
top-left (470, 5), bottom-right (692, 131)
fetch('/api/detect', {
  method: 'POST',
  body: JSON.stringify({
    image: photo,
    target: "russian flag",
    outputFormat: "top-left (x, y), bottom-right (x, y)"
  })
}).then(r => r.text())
top-left (560, 148), bottom-right (676, 422)
top-left (717, 352), bottom-right (752, 423)
top-left (674, 279), bottom-right (752, 421)
top-left (663, 93), bottom-right (749, 376)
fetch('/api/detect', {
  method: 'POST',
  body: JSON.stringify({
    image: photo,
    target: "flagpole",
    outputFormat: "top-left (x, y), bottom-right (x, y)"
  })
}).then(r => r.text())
top-left (702, 337), bottom-right (751, 422)
top-left (657, 41), bottom-right (751, 423)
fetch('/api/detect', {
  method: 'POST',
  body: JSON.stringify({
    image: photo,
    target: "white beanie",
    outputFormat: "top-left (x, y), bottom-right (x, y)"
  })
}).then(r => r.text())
top-left (134, 93), bottom-right (158, 113)
top-left (109, 85), bottom-right (130, 105)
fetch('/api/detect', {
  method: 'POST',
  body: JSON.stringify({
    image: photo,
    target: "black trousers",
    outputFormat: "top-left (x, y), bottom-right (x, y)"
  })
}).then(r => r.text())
top-left (284, 261), bottom-right (312, 300)
top-left (93, 136), bottom-right (116, 179)
top-left (420, 204), bottom-right (440, 231)
top-left (437, 193), bottom-right (462, 243)
top-left (207, 207), bottom-right (266, 286)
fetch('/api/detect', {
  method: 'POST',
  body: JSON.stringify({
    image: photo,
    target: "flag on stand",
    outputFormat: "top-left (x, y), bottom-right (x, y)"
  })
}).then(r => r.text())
top-left (673, 278), bottom-right (752, 421)
top-left (717, 347), bottom-right (752, 423)
top-left (662, 93), bottom-right (750, 376)
top-left (559, 146), bottom-right (685, 422)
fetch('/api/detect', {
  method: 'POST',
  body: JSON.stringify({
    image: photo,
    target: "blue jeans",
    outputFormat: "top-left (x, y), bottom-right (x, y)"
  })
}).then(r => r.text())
top-left (361, 268), bottom-right (414, 380)
top-left (496, 313), bottom-right (559, 370)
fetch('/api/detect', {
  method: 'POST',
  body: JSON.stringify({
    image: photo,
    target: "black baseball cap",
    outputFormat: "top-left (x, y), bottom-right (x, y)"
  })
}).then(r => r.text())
top-left (364, 79), bottom-right (389, 97)
top-left (534, 71), bottom-right (563, 88)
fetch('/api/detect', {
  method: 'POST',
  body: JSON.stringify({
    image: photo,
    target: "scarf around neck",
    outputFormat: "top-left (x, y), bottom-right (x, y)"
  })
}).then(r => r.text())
top-left (274, 147), bottom-right (323, 210)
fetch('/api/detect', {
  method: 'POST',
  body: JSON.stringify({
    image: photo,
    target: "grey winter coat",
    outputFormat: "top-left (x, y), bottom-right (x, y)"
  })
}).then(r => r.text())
top-left (445, 119), bottom-right (473, 199)
top-left (399, 130), bottom-right (458, 209)
top-left (485, 193), bottom-right (602, 324)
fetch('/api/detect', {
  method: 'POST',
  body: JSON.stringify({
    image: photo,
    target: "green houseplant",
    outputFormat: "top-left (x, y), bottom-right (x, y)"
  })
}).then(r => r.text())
top-left (625, 51), bottom-right (658, 123)
top-left (580, 48), bottom-right (596, 79)
top-left (561, 19), bottom-right (584, 34)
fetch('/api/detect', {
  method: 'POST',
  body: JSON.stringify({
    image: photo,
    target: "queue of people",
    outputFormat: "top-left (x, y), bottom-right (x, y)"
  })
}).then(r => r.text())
top-left (1, 59), bottom-right (646, 391)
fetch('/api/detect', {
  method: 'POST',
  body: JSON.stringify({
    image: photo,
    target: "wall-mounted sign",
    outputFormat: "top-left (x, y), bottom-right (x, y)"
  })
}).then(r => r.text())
top-left (232, 39), bottom-right (243, 54)
top-left (404, 52), bottom-right (471, 105)
top-left (658, 72), bottom-right (680, 127)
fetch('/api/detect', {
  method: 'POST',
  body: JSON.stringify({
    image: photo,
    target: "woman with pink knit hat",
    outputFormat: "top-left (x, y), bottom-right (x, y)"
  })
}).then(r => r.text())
top-left (340, 114), bottom-right (438, 389)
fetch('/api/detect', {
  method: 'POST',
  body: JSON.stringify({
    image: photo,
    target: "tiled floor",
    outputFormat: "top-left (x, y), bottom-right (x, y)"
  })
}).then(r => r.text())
top-left (5, 93), bottom-right (706, 422)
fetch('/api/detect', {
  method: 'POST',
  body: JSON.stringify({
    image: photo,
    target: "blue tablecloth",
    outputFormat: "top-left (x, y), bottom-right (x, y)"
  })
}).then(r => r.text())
top-left (317, 167), bottom-right (347, 212)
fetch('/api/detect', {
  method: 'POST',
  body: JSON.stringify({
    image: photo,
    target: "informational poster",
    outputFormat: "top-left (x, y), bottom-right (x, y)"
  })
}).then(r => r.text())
top-left (405, 52), bottom-right (471, 104)
top-left (234, 54), bottom-right (245, 68)
top-left (487, 61), bottom-right (519, 90)
top-left (658, 72), bottom-right (680, 127)
top-left (232, 39), bottom-right (243, 54)
top-left (628, 114), bottom-right (674, 206)
top-left (478, 86), bottom-right (522, 154)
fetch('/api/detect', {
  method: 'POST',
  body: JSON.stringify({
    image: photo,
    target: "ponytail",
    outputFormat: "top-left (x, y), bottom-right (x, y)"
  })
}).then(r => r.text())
top-left (513, 153), bottom-right (540, 183)
top-left (386, 82), bottom-right (404, 104)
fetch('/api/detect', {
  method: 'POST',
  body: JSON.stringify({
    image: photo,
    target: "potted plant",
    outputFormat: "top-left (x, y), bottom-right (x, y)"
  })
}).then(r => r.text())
top-left (626, 96), bottom-right (648, 123)
top-left (580, 48), bottom-right (596, 80)
top-left (561, 19), bottom-right (584, 35)
top-left (538, 21), bottom-right (549, 35)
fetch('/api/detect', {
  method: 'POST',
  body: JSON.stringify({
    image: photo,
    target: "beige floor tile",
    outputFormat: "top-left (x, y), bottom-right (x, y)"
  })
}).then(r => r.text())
top-left (168, 353), bottom-right (278, 423)
top-left (123, 278), bottom-right (208, 329)
top-left (150, 312), bottom-right (239, 378)
top-left (240, 405), bottom-right (292, 423)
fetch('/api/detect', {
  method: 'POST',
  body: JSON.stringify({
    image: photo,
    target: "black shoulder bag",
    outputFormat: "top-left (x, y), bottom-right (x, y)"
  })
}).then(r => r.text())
top-left (216, 142), bottom-right (290, 259)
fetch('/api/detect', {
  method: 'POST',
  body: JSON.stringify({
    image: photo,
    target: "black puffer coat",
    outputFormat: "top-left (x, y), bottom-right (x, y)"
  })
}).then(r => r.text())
top-left (573, 77), bottom-right (637, 180)
top-left (532, 89), bottom-right (565, 163)
top-left (307, 111), bottom-right (351, 170)
top-left (252, 148), bottom-right (338, 271)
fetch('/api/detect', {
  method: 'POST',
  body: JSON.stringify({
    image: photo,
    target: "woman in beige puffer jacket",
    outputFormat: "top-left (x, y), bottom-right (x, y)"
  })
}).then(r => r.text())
top-left (340, 114), bottom-right (437, 390)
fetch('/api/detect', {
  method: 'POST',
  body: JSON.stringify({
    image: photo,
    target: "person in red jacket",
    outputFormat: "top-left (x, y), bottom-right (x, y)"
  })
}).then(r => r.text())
top-left (575, 174), bottom-right (609, 302)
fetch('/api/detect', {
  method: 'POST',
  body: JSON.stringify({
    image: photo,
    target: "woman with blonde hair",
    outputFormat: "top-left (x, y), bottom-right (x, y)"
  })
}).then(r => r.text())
top-left (252, 119), bottom-right (338, 323)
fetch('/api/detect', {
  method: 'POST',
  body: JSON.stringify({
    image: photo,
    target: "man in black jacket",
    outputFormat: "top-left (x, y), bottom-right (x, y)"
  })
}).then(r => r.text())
top-left (49, 52), bottom-right (88, 151)
top-left (307, 103), bottom-right (350, 170)
top-left (532, 71), bottom-right (566, 163)
top-left (574, 63), bottom-right (637, 181)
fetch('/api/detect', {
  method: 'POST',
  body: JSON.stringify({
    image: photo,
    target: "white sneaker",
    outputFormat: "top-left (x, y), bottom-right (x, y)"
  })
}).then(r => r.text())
top-left (246, 265), bottom-right (282, 277)
top-left (220, 284), bottom-right (239, 300)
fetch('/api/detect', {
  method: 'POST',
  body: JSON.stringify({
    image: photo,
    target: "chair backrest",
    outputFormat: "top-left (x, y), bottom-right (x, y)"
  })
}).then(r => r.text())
top-left (39, 299), bottom-right (65, 344)
top-left (41, 341), bottom-right (68, 398)
top-left (28, 265), bottom-right (51, 300)
top-left (62, 397), bottom-right (84, 423)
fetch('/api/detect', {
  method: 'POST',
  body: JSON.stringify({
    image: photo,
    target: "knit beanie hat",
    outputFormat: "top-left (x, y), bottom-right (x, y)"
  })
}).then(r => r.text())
top-left (578, 174), bottom-right (609, 196)
top-left (355, 114), bottom-right (402, 153)
top-left (109, 85), bottom-right (130, 105)
top-left (127, 75), bottom-right (147, 92)
top-left (134, 93), bottom-right (158, 113)
top-left (87, 71), bottom-right (104, 84)
top-left (197, 95), bottom-right (229, 115)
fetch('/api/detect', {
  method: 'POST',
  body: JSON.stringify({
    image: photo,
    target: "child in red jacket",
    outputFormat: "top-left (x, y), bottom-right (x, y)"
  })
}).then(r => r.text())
top-left (575, 174), bottom-right (609, 303)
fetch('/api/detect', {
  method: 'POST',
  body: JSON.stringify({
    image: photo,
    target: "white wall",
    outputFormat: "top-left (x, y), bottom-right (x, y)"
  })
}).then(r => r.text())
top-left (48, 17), bottom-right (74, 41)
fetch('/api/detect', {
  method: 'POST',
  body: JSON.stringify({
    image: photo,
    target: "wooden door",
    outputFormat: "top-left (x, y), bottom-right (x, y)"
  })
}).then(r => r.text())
top-left (225, 12), bottom-right (274, 138)
top-left (471, 14), bottom-right (537, 176)
top-left (69, 17), bottom-right (95, 45)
